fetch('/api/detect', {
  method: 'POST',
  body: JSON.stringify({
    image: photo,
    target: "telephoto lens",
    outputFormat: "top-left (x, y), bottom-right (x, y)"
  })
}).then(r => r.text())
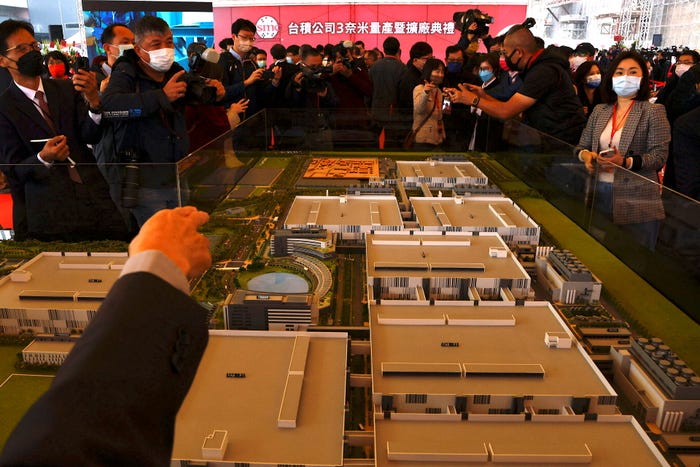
top-left (120, 149), bottom-right (140, 208)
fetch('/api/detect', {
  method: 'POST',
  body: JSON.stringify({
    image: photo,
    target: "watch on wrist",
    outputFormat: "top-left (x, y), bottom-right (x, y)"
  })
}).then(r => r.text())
top-left (471, 96), bottom-right (480, 107)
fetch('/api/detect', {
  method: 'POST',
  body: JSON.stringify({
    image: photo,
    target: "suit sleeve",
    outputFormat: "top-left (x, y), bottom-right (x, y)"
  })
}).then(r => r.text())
top-left (637, 103), bottom-right (670, 172)
top-left (0, 272), bottom-right (209, 467)
top-left (574, 104), bottom-right (602, 156)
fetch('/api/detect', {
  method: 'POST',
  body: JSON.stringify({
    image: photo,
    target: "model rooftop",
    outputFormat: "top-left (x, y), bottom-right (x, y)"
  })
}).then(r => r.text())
top-left (369, 302), bottom-right (614, 398)
top-left (284, 195), bottom-right (402, 229)
top-left (374, 417), bottom-right (669, 466)
top-left (411, 196), bottom-right (538, 231)
top-left (171, 331), bottom-right (347, 465)
top-left (0, 252), bottom-right (127, 310)
top-left (365, 232), bottom-right (529, 281)
top-left (396, 160), bottom-right (487, 184)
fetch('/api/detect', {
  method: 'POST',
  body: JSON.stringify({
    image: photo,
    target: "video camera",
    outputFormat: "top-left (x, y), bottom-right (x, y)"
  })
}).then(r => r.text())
top-left (453, 9), bottom-right (493, 38)
top-left (300, 64), bottom-right (331, 93)
top-left (181, 44), bottom-right (221, 105)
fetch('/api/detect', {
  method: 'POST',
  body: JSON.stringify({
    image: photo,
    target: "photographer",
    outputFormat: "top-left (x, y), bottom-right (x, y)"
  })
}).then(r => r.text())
top-left (447, 24), bottom-right (586, 145)
top-left (286, 47), bottom-right (338, 150)
top-left (454, 9), bottom-right (495, 56)
top-left (101, 16), bottom-right (224, 227)
top-left (326, 42), bottom-right (373, 146)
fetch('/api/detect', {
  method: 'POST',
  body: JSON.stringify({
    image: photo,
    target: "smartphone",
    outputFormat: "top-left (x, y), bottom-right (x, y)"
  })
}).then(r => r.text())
top-left (599, 148), bottom-right (615, 158)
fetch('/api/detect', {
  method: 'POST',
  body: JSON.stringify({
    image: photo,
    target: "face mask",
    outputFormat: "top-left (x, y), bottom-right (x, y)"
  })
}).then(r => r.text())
top-left (101, 62), bottom-right (112, 76)
top-left (10, 50), bottom-right (44, 77)
top-left (257, 60), bottom-right (267, 69)
top-left (117, 44), bottom-right (134, 57)
top-left (612, 75), bottom-right (641, 97)
top-left (446, 62), bottom-right (462, 73)
top-left (238, 41), bottom-right (253, 54)
top-left (479, 70), bottom-right (494, 83)
top-left (48, 63), bottom-right (66, 79)
top-left (143, 47), bottom-right (174, 72)
top-left (569, 55), bottom-right (587, 71)
top-left (286, 56), bottom-right (294, 64)
top-left (585, 73), bottom-right (601, 88)
top-left (498, 56), bottom-right (510, 72)
top-left (675, 64), bottom-right (691, 78)
top-left (504, 49), bottom-right (519, 72)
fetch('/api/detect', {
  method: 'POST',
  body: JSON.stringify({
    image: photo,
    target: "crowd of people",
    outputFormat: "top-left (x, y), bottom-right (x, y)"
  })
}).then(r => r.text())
top-left (0, 15), bottom-right (698, 246)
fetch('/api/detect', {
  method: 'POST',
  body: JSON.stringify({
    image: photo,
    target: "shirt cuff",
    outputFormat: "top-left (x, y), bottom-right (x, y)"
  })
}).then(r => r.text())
top-left (36, 153), bottom-right (53, 167)
top-left (120, 250), bottom-right (190, 295)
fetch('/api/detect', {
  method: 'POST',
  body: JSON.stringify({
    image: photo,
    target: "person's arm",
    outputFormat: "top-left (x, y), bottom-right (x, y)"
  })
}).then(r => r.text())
top-left (447, 83), bottom-right (535, 120)
top-left (629, 103), bottom-right (670, 172)
top-left (101, 64), bottom-right (183, 116)
top-left (0, 207), bottom-right (212, 467)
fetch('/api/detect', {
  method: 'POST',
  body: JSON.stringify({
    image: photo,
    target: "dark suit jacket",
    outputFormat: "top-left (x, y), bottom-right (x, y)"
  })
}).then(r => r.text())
top-left (575, 100), bottom-right (671, 224)
top-left (0, 272), bottom-right (209, 466)
top-left (0, 78), bottom-right (126, 240)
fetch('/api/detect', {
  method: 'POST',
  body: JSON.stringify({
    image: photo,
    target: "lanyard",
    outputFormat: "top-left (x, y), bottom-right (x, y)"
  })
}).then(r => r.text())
top-left (610, 100), bottom-right (634, 146)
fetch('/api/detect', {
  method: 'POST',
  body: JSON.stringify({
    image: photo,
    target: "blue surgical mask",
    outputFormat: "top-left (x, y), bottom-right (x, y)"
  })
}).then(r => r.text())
top-left (479, 70), bottom-right (494, 83)
top-left (257, 60), bottom-right (267, 69)
top-left (585, 73), bottom-right (601, 88)
top-left (612, 75), bottom-right (641, 97)
top-left (286, 56), bottom-right (294, 64)
top-left (447, 62), bottom-right (462, 73)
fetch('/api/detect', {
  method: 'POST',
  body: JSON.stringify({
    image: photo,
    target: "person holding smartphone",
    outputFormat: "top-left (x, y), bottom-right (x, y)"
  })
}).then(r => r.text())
top-left (575, 51), bottom-right (671, 250)
top-left (410, 58), bottom-right (447, 149)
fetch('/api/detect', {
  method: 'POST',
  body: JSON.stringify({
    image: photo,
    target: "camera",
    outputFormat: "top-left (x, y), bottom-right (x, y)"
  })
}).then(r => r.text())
top-left (261, 69), bottom-right (275, 80)
top-left (182, 44), bottom-right (221, 105)
top-left (300, 65), bottom-right (329, 93)
top-left (453, 9), bottom-right (493, 38)
top-left (119, 149), bottom-right (140, 209)
top-left (72, 56), bottom-right (90, 74)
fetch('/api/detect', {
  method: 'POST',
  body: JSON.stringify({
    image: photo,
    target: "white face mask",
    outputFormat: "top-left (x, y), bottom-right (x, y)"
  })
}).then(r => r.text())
top-left (237, 41), bottom-right (253, 54)
top-left (612, 75), bottom-right (642, 97)
top-left (257, 60), bottom-right (266, 68)
top-left (144, 47), bottom-right (174, 72)
top-left (675, 63), bottom-right (691, 78)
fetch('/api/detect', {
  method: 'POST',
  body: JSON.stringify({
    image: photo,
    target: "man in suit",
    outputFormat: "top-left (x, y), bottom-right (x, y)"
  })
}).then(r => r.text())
top-left (0, 19), bottom-right (127, 241)
top-left (0, 206), bottom-right (212, 466)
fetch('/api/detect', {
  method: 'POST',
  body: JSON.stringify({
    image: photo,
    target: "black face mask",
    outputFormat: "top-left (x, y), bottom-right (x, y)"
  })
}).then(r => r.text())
top-left (11, 50), bottom-right (44, 77)
top-left (504, 49), bottom-right (520, 72)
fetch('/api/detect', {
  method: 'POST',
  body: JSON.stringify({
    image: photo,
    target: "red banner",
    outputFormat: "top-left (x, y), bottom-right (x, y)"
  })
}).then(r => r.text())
top-left (214, 4), bottom-right (527, 55)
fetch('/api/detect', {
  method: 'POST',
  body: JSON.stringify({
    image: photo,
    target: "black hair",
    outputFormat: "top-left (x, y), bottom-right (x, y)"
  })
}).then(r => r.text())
top-left (0, 19), bottom-right (34, 54)
top-left (100, 23), bottom-right (129, 46)
top-left (302, 47), bottom-right (321, 60)
top-left (445, 45), bottom-right (463, 58)
top-left (678, 49), bottom-right (700, 64)
top-left (134, 16), bottom-right (170, 44)
top-left (409, 41), bottom-right (432, 60)
top-left (601, 50), bottom-right (651, 103)
top-left (231, 18), bottom-right (256, 36)
top-left (219, 37), bottom-right (233, 50)
top-left (383, 36), bottom-right (400, 56)
top-left (286, 44), bottom-right (300, 55)
top-left (43, 50), bottom-right (70, 75)
top-left (421, 58), bottom-right (445, 83)
top-left (476, 52), bottom-right (499, 72)
top-left (270, 43), bottom-right (286, 60)
top-left (572, 60), bottom-right (600, 86)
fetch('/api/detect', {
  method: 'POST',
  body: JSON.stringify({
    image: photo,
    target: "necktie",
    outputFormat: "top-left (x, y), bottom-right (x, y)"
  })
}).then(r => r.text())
top-left (34, 90), bottom-right (82, 184)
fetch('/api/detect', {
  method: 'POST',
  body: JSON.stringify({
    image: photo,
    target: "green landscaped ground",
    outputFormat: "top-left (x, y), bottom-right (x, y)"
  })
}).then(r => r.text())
top-left (0, 346), bottom-right (54, 451)
top-left (517, 196), bottom-right (700, 370)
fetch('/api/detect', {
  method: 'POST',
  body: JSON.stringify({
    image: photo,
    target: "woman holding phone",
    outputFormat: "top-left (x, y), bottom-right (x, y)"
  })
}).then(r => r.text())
top-left (575, 51), bottom-right (671, 249)
top-left (411, 58), bottom-right (447, 149)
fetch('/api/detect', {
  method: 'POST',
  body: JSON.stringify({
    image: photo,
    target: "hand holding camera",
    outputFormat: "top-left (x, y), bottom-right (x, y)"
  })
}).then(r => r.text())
top-left (72, 60), bottom-right (100, 107)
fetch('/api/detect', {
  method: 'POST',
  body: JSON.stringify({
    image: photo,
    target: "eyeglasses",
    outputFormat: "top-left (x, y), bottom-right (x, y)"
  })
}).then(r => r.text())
top-left (4, 41), bottom-right (41, 55)
top-left (236, 34), bottom-right (256, 42)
